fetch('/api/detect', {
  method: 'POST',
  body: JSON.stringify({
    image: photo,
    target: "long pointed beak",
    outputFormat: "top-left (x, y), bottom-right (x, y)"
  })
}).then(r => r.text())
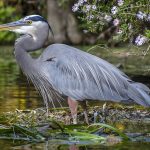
top-left (0, 21), bottom-right (27, 31)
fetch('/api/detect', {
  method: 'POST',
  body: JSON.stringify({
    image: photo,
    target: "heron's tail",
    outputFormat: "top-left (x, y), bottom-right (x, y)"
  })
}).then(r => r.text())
top-left (127, 82), bottom-right (150, 107)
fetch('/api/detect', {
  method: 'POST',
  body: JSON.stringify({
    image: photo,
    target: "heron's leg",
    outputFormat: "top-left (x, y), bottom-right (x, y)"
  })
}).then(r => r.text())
top-left (68, 97), bottom-right (78, 124)
top-left (79, 101), bottom-right (89, 125)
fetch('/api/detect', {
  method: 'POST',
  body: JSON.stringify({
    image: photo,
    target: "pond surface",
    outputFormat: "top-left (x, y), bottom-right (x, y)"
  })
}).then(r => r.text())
top-left (0, 46), bottom-right (150, 149)
top-left (0, 139), bottom-right (150, 150)
top-left (0, 46), bottom-right (43, 113)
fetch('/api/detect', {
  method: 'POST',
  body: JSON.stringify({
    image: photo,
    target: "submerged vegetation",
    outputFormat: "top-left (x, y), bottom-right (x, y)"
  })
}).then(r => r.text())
top-left (0, 104), bottom-right (149, 145)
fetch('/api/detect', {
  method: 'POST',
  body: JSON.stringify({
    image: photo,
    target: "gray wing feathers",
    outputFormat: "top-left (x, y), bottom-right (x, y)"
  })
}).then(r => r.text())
top-left (40, 44), bottom-right (150, 106)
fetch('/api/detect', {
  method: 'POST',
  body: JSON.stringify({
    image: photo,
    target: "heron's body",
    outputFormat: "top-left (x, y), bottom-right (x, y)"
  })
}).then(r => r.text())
top-left (0, 15), bottom-right (150, 124)
top-left (21, 43), bottom-right (149, 106)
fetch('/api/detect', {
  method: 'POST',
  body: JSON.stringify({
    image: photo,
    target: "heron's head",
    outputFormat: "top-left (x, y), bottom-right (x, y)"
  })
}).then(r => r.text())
top-left (0, 15), bottom-right (53, 39)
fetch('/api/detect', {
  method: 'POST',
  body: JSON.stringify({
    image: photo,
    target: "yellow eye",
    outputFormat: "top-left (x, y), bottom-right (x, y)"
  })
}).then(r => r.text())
top-left (26, 20), bottom-right (32, 25)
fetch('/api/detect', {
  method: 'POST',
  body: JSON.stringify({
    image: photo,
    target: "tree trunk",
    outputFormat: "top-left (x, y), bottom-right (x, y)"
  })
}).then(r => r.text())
top-left (47, 0), bottom-right (82, 44)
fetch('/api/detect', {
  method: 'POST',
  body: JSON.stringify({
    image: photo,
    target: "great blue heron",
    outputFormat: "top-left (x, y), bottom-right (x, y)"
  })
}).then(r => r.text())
top-left (0, 15), bottom-right (150, 124)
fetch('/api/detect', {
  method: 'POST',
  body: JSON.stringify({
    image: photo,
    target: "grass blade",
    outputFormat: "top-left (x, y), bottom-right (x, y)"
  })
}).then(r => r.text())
top-left (87, 123), bottom-right (130, 141)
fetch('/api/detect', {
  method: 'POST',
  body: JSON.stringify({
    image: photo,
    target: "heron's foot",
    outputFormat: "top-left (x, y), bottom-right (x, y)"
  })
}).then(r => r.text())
top-left (68, 98), bottom-right (78, 124)
top-left (79, 101), bottom-right (89, 125)
top-left (72, 114), bottom-right (77, 124)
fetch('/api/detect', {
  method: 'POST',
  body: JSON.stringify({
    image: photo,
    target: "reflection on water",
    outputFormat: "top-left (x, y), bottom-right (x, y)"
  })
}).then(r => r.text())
top-left (0, 46), bottom-right (43, 113)
top-left (0, 137), bottom-right (150, 150)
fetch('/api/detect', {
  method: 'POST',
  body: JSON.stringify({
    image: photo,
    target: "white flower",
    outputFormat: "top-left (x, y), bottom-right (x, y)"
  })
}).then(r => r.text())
top-left (135, 35), bottom-right (148, 46)
top-left (111, 6), bottom-right (118, 15)
top-left (117, 29), bottom-right (123, 34)
top-left (92, 5), bottom-right (97, 10)
top-left (72, 4), bottom-right (79, 12)
top-left (86, 5), bottom-right (91, 12)
top-left (104, 15), bottom-right (112, 22)
top-left (78, 0), bottom-right (84, 6)
top-left (113, 18), bottom-right (120, 26)
top-left (136, 11), bottom-right (146, 20)
top-left (88, 15), bottom-right (94, 20)
top-left (117, 0), bottom-right (124, 6)
top-left (83, 30), bottom-right (88, 33)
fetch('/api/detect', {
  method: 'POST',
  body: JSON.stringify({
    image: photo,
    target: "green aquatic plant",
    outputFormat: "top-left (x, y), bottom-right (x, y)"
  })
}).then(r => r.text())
top-left (87, 123), bottom-right (130, 141)
top-left (0, 109), bottom-right (131, 144)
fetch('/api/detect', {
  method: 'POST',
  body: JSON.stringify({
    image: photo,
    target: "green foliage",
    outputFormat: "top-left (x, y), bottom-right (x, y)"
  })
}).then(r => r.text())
top-left (145, 30), bottom-right (150, 39)
top-left (87, 123), bottom-right (130, 141)
top-left (0, 109), bottom-right (131, 143)
top-left (0, 1), bottom-right (19, 44)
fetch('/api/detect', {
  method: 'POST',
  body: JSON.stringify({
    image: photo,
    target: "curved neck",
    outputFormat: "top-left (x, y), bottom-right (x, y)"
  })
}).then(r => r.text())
top-left (15, 33), bottom-right (47, 51)
top-left (14, 40), bottom-right (32, 74)
top-left (14, 34), bottom-right (46, 74)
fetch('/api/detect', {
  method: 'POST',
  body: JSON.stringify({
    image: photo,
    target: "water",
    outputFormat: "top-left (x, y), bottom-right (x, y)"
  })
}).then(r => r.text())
top-left (0, 135), bottom-right (150, 150)
top-left (0, 46), bottom-right (43, 113)
top-left (0, 46), bottom-right (150, 149)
